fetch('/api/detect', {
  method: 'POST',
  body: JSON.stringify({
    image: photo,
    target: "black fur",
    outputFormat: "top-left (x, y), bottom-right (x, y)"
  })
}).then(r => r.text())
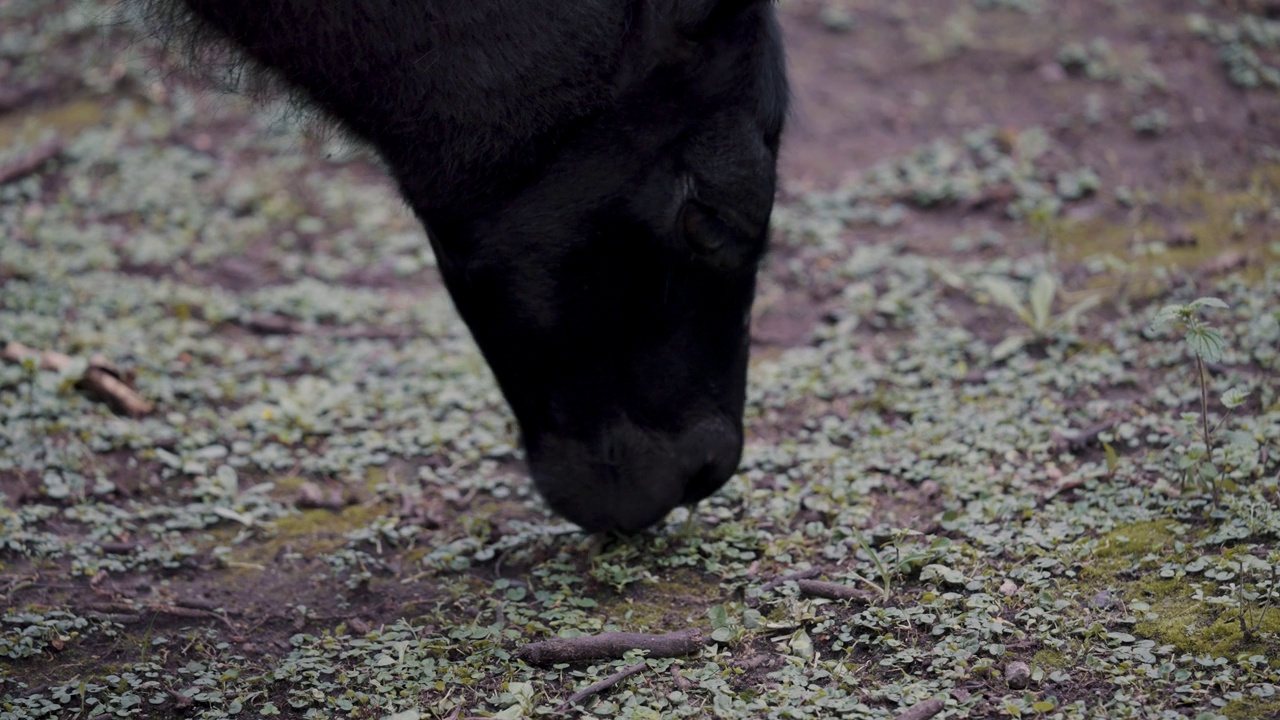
top-left (128, 0), bottom-right (789, 532)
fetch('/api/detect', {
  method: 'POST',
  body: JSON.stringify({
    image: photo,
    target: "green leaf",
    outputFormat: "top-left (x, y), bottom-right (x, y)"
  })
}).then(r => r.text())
top-left (1187, 296), bottom-right (1229, 311)
top-left (1225, 430), bottom-right (1259, 451)
top-left (508, 681), bottom-right (534, 700)
top-left (1149, 304), bottom-right (1186, 331)
top-left (1185, 326), bottom-right (1226, 362)
top-left (992, 334), bottom-right (1031, 361)
top-left (982, 276), bottom-right (1033, 326)
top-left (1221, 387), bottom-right (1250, 409)
top-left (1059, 293), bottom-right (1102, 329)
top-left (1028, 272), bottom-right (1056, 332)
top-left (1102, 441), bottom-right (1119, 474)
top-left (921, 563), bottom-right (967, 586)
top-left (707, 604), bottom-right (729, 629)
top-left (788, 628), bottom-right (814, 660)
top-left (711, 627), bottom-right (735, 644)
top-left (492, 706), bottom-right (524, 720)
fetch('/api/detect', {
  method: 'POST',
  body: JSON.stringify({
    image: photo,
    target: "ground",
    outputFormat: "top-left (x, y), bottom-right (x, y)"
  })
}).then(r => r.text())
top-left (2, 1), bottom-right (1279, 719)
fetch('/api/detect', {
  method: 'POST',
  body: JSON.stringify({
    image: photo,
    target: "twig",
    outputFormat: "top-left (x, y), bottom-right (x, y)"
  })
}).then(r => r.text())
top-left (756, 567), bottom-right (821, 596)
top-left (0, 139), bottom-right (63, 186)
top-left (795, 579), bottom-right (876, 603)
top-left (1053, 418), bottom-right (1118, 454)
top-left (0, 85), bottom-right (41, 113)
top-left (1198, 250), bottom-right (1247, 277)
top-left (84, 611), bottom-right (143, 623)
top-left (734, 654), bottom-right (773, 672)
top-left (83, 602), bottom-right (237, 630)
top-left (2, 341), bottom-right (154, 416)
top-left (553, 662), bottom-right (647, 714)
top-left (747, 567), bottom-right (824, 607)
top-left (167, 689), bottom-right (194, 710)
top-left (173, 597), bottom-right (221, 611)
top-left (20, 683), bottom-right (51, 700)
top-left (232, 314), bottom-right (410, 341)
top-left (893, 698), bottom-right (945, 720)
top-left (517, 628), bottom-right (704, 666)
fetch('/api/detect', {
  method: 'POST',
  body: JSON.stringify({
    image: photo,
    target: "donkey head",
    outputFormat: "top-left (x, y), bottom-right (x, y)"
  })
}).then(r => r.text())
top-left (421, 1), bottom-right (787, 532)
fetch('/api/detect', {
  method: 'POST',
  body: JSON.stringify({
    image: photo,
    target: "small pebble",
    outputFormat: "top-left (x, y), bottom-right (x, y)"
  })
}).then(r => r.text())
top-left (819, 6), bottom-right (856, 33)
top-left (1006, 660), bottom-right (1031, 690)
top-left (1092, 590), bottom-right (1119, 609)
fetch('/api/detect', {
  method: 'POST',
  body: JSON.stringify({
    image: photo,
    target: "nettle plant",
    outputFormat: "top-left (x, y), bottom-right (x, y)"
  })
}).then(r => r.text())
top-left (1149, 297), bottom-right (1253, 505)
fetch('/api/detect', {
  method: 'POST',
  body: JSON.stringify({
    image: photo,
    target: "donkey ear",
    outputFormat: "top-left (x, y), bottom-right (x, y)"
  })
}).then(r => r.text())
top-left (674, 0), bottom-right (762, 37)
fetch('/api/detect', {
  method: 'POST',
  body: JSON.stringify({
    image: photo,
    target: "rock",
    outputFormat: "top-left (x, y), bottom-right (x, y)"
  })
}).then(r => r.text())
top-left (1006, 660), bottom-right (1031, 689)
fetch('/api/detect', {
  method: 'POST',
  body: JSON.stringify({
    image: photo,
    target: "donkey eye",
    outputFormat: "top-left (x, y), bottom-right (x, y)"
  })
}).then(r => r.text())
top-left (681, 201), bottom-right (734, 257)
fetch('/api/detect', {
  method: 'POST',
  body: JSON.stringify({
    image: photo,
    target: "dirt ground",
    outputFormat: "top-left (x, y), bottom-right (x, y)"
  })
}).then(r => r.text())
top-left (2, 1), bottom-right (1280, 719)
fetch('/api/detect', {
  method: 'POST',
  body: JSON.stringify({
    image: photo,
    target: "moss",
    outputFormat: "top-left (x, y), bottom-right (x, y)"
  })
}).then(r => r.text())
top-left (0, 647), bottom-right (107, 693)
top-left (268, 475), bottom-right (310, 496)
top-left (398, 546), bottom-right (429, 569)
top-left (1032, 648), bottom-right (1068, 670)
top-left (1220, 696), bottom-right (1280, 720)
top-left (1077, 520), bottom-right (1186, 584)
top-left (1046, 162), bottom-right (1280, 292)
top-left (1130, 577), bottom-right (1280, 658)
top-left (1067, 521), bottom-right (1280, 660)
top-left (596, 568), bottom-right (726, 631)
top-left (1092, 520), bottom-right (1185, 560)
top-left (0, 97), bottom-right (112, 146)
top-left (223, 499), bottom-right (393, 568)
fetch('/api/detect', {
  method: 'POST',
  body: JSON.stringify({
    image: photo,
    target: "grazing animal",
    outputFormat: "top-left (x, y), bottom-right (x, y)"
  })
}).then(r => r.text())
top-left (130, 0), bottom-right (788, 532)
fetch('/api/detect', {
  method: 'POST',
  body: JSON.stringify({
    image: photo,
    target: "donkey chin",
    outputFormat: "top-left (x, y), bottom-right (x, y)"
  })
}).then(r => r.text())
top-left (525, 414), bottom-right (744, 533)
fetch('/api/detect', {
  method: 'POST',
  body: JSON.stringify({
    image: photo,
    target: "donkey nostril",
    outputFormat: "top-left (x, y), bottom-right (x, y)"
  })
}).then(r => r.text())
top-left (678, 420), bottom-right (742, 507)
top-left (681, 459), bottom-right (728, 505)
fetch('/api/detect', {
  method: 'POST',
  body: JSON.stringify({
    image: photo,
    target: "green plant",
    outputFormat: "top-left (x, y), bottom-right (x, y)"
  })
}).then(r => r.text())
top-left (981, 270), bottom-right (1102, 359)
top-left (1236, 553), bottom-right (1279, 642)
top-left (1149, 297), bottom-right (1252, 505)
top-left (848, 528), bottom-right (892, 600)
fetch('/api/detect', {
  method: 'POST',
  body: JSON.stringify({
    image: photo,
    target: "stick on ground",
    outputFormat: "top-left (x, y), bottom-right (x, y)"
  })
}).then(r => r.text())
top-left (756, 567), bottom-right (822, 596)
top-left (517, 628), bottom-right (704, 666)
top-left (2, 341), bottom-right (154, 416)
top-left (893, 698), bottom-right (945, 720)
top-left (1053, 418), bottom-right (1119, 453)
top-left (554, 662), bottom-right (647, 714)
top-left (0, 139), bottom-right (63, 186)
top-left (795, 579), bottom-right (876, 603)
